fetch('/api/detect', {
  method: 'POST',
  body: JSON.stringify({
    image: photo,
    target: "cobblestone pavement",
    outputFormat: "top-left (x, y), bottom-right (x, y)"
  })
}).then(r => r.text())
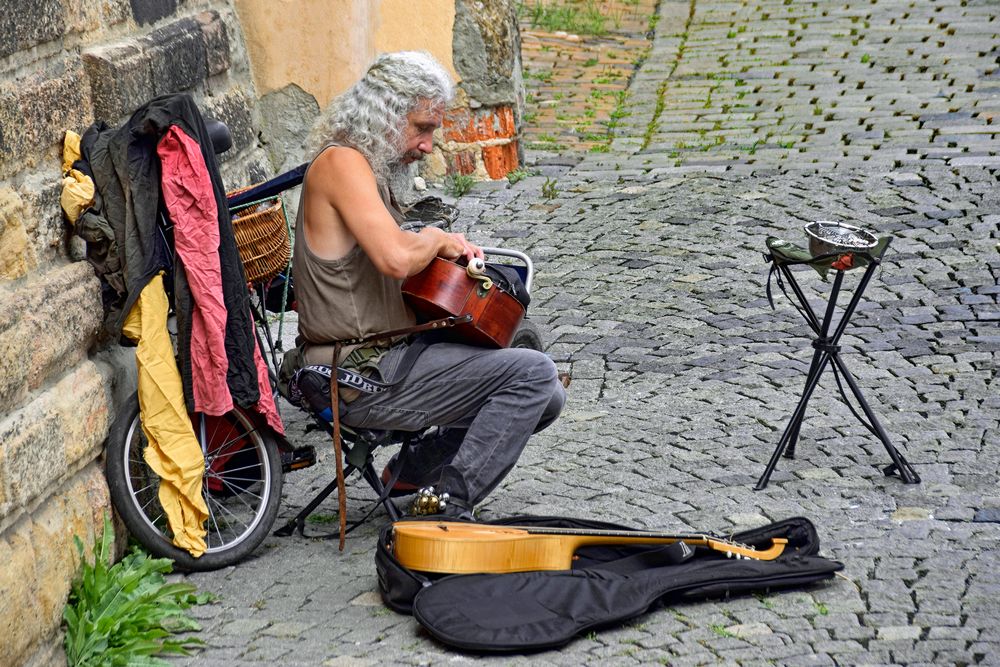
top-left (519, 0), bottom-right (657, 153)
top-left (172, 1), bottom-right (999, 665)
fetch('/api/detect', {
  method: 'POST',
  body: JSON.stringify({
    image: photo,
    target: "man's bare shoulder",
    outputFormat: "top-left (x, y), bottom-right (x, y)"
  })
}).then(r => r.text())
top-left (305, 146), bottom-right (381, 213)
top-left (309, 145), bottom-right (373, 184)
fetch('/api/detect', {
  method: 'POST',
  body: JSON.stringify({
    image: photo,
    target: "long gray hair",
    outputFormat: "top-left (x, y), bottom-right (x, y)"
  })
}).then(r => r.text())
top-left (310, 51), bottom-right (454, 189)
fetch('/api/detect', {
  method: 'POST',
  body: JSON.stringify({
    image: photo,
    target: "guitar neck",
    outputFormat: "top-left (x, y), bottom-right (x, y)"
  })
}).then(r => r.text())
top-left (519, 526), bottom-right (786, 561)
top-left (522, 526), bottom-right (711, 543)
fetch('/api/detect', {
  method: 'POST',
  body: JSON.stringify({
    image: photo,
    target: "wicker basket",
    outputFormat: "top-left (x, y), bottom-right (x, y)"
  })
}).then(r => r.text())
top-left (228, 188), bottom-right (291, 285)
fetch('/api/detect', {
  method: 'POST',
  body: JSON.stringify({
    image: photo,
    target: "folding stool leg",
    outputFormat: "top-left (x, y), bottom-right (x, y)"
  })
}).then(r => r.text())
top-left (829, 354), bottom-right (920, 484)
top-left (755, 351), bottom-right (833, 490)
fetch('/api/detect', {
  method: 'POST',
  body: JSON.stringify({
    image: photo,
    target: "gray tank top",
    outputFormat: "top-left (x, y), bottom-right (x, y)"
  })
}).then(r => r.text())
top-left (292, 144), bottom-right (415, 364)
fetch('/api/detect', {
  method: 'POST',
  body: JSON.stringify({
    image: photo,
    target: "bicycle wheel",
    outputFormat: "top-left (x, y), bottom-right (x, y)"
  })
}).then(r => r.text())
top-left (106, 395), bottom-right (283, 571)
top-left (510, 318), bottom-right (544, 351)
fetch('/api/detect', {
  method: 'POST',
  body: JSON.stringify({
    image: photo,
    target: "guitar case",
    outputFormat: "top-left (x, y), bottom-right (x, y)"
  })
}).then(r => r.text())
top-left (375, 515), bottom-right (843, 653)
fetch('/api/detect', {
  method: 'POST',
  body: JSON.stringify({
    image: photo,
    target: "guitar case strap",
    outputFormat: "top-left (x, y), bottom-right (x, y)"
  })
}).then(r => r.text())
top-left (375, 515), bottom-right (843, 653)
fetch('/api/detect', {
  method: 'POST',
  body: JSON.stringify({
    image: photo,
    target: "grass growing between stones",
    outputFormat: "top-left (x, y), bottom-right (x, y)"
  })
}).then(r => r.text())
top-left (63, 514), bottom-right (212, 666)
top-left (519, 1), bottom-right (656, 153)
top-left (444, 173), bottom-right (476, 198)
top-left (518, 0), bottom-right (619, 36)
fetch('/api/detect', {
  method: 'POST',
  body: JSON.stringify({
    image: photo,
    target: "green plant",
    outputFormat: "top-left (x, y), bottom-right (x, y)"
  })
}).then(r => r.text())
top-left (754, 593), bottom-right (775, 609)
top-left (710, 624), bottom-right (734, 638)
top-left (506, 167), bottom-right (531, 185)
top-left (63, 514), bottom-right (211, 666)
top-left (541, 177), bottom-right (559, 200)
top-left (525, 68), bottom-right (554, 82)
top-left (583, 57), bottom-right (599, 67)
top-left (861, 53), bottom-right (871, 63)
top-left (306, 512), bottom-right (338, 524)
top-left (815, 601), bottom-right (829, 615)
top-left (444, 173), bottom-right (476, 197)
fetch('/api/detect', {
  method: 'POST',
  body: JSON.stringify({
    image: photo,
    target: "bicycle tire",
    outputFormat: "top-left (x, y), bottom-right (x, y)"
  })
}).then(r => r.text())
top-left (106, 395), bottom-right (283, 571)
top-left (510, 319), bottom-right (544, 352)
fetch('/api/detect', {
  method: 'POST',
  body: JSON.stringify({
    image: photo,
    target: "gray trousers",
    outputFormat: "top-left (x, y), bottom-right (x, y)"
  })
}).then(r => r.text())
top-left (340, 341), bottom-right (566, 507)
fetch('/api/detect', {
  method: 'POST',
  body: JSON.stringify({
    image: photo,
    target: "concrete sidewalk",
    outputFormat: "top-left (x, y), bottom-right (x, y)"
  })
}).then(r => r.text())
top-left (173, 1), bottom-right (999, 664)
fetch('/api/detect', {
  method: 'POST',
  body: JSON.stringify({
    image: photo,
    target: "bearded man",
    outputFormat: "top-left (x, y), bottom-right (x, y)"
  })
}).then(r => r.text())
top-left (289, 51), bottom-right (565, 520)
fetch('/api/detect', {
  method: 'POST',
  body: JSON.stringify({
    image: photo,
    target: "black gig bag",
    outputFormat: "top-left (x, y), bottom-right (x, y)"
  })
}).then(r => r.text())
top-left (375, 515), bottom-right (843, 653)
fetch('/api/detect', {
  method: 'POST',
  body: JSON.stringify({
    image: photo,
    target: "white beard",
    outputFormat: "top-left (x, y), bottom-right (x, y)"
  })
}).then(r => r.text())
top-left (387, 160), bottom-right (417, 206)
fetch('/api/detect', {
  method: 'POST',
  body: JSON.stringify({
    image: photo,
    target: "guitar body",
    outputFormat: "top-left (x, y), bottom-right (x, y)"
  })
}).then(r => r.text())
top-left (391, 522), bottom-right (788, 574)
top-left (402, 258), bottom-right (525, 348)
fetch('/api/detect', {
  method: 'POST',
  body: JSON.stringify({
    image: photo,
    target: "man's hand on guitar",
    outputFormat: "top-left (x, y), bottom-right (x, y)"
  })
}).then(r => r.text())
top-left (428, 227), bottom-right (482, 263)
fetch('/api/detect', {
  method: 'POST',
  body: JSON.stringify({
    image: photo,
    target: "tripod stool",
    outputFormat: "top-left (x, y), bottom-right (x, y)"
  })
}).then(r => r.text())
top-left (755, 236), bottom-right (921, 491)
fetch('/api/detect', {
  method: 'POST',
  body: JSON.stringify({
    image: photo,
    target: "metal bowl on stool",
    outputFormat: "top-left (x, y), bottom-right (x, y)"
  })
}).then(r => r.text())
top-left (803, 221), bottom-right (878, 257)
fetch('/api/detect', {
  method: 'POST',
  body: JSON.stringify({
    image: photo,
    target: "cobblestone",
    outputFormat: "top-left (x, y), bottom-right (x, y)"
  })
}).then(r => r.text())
top-left (169, 0), bottom-right (998, 664)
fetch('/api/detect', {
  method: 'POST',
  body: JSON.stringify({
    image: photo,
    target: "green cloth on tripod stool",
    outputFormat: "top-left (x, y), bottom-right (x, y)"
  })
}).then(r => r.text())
top-left (765, 236), bottom-right (891, 279)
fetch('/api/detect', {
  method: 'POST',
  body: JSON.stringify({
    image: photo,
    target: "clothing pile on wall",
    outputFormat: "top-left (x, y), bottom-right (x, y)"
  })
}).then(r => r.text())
top-left (61, 93), bottom-right (283, 556)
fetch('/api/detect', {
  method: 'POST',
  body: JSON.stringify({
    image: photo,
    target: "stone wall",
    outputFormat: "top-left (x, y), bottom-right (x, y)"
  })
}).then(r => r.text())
top-left (434, 0), bottom-right (526, 180)
top-left (0, 2), bottom-right (267, 665)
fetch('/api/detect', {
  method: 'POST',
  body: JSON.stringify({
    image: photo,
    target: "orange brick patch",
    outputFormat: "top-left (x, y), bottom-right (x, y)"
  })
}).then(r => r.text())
top-left (482, 142), bottom-right (520, 179)
top-left (444, 106), bottom-right (517, 144)
top-left (445, 150), bottom-right (478, 176)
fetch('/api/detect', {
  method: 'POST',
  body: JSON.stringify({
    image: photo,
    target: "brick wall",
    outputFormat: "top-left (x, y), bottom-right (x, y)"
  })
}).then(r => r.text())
top-left (0, 2), bottom-right (267, 665)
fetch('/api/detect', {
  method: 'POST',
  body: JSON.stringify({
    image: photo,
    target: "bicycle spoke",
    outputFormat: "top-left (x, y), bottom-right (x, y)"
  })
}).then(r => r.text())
top-left (204, 431), bottom-right (261, 462)
top-left (131, 480), bottom-right (160, 497)
top-left (210, 497), bottom-right (252, 534)
top-left (205, 474), bottom-right (264, 485)
top-left (204, 492), bottom-right (226, 547)
top-left (218, 477), bottom-right (265, 505)
top-left (205, 461), bottom-right (264, 476)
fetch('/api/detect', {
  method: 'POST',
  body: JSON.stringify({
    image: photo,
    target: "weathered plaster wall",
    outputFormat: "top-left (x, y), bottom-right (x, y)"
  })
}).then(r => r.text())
top-left (0, 2), bottom-right (267, 665)
top-left (235, 0), bottom-right (459, 176)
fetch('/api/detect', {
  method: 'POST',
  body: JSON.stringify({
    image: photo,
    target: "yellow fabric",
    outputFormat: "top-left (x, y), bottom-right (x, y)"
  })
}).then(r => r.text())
top-left (61, 132), bottom-right (94, 224)
top-left (60, 169), bottom-right (95, 224)
top-left (122, 273), bottom-right (208, 557)
top-left (62, 130), bottom-right (82, 173)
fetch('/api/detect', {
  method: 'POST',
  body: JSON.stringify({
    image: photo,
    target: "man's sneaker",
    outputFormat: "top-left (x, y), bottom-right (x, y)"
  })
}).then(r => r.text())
top-left (380, 429), bottom-right (462, 497)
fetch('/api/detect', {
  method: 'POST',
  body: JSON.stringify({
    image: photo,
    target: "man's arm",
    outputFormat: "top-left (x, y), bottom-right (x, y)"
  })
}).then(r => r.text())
top-left (301, 147), bottom-right (479, 279)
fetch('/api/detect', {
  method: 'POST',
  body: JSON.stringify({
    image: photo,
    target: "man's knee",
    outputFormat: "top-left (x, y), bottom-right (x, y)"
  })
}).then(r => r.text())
top-left (510, 348), bottom-right (559, 386)
top-left (510, 349), bottom-right (565, 426)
